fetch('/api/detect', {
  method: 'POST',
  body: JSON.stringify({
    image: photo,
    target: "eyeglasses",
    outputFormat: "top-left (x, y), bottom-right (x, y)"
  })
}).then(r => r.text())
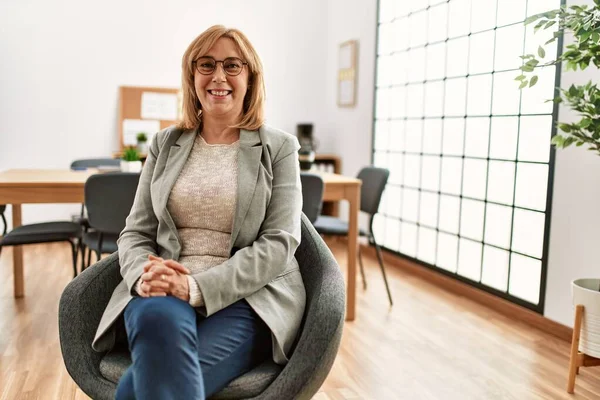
top-left (193, 56), bottom-right (247, 76)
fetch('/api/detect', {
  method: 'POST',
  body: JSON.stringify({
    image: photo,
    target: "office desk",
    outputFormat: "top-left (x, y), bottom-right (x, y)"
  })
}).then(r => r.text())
top-left (0, 169), bottom-right (362, 321)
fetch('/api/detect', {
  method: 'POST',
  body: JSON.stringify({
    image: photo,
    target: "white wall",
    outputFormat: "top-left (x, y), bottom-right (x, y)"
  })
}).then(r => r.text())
top-left (323, 0), bottom-right (600, 328)
top-left (0, 0), bottom-right (328, 226)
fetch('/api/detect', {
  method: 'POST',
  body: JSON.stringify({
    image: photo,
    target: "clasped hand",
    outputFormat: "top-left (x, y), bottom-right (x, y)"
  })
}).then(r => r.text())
top-left (138, 254), bottom-right (191, 302)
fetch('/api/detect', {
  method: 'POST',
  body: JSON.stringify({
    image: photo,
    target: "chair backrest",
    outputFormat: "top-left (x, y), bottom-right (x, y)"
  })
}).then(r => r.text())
top-left (71, 158), bottom-right (120, 169)
top-left (84, 173), bottom-right (140, 234)
top-left (357, 166), bottom-right (389, 215)
top-left (300, 173), bottom-right (324, 223)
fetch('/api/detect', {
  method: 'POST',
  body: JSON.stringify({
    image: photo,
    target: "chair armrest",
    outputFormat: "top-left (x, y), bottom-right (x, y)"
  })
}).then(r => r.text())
top-left (59, 252), bottom-right (122, 400)
top-left (258, 215), bottom-right (346, 400)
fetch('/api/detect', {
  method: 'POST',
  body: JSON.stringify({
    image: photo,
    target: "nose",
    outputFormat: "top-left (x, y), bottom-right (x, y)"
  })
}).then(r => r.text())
top-left (212, 62), bottom-right (227, 82)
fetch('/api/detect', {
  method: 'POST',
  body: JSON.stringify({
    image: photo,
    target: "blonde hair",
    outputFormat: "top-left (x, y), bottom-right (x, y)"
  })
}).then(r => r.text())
top-left (178, 25), bottom-right (265, 131)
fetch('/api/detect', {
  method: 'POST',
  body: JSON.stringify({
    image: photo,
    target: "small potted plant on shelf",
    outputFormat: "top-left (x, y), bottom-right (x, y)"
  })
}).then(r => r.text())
top-left (120, 146), bottom-right (142, 173)
top-left (136, 132), bottom-right (148, 154)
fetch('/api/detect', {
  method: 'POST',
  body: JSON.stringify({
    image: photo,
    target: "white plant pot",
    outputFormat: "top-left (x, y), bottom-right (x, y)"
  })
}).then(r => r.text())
top-left (572, 279), bottom-right (600, 358)
top-left (137, 142), bottom-right (148, 155)
top-left (120, 160), bottom-right (142, 173)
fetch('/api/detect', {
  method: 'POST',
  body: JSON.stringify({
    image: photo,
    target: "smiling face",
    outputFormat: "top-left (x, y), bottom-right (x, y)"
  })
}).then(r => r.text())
top-left (194, 37), bottom-right (249, 121)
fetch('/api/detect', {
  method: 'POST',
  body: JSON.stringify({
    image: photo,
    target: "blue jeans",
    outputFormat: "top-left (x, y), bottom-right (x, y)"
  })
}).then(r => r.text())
top-left (115, 296), bottom-right (272, 400)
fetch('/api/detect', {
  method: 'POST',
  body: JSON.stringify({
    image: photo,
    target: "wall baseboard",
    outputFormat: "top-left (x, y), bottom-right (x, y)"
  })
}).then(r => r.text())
top-left (359, 244), bottom-right (573, 342)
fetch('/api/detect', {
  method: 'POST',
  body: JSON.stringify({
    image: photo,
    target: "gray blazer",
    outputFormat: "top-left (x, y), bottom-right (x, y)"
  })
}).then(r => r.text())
top-left (92, 124), bottom-right (306, 365)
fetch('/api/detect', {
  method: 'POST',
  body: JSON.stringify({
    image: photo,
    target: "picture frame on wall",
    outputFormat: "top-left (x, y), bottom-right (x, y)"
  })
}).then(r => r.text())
top-left (338, 40), bottom-right (358, 107)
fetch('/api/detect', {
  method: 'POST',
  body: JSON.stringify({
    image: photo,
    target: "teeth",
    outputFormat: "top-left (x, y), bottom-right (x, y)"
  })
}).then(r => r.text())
top-left (210, 90), bottom-right (229, 96)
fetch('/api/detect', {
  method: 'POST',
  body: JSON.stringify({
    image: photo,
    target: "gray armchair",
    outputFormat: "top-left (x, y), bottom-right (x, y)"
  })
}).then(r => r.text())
top-left (59, 214), bottom-right (345, 400)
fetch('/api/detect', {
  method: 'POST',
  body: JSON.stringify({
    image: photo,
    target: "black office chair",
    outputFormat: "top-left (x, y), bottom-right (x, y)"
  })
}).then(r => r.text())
top-left (82, 172), bottom-right (139, 268)
top-left (0, 206), bottom-right (81, 277)
top-left (313, 166), bottom-right (393, 306)
top-left (300, 172), bottom-right (324, 224)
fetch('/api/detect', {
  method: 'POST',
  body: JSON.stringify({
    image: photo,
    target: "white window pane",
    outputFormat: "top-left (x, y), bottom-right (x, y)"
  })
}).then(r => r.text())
top-left (418, 226), bottom-right (438, 264)
top-left (446, 37), bottom-right (469, 77)
top-left (410, 0), bottom-right (429, 13)
top-left (377, 55), bottom-right (392, 87)
top-left (492, 71), bottom-right (521, 115)
top-left (518, 116), bottom-right (552, 162)
top-left (527, 0), bottom-right (560, 17)
top-left (404, 154), bottom-right (421, 188)
top-left (376, 88), bottom-right (391, 120)
top-left (515, 163), bottom-right (548, 211)
top-left (402, 188), bottom-right (419, 223)
top-left (448, 0), bottom-right (471, 38)
top-left (509, 254), bottom-right (541, 305)
top-left (460, 198), bottom-right (485, 241)
top-left (437, 232), bottom-right (459, 272)
top-left (372, 213), bottom-right (385, 242)
top-left (390, 87), bottom-right (407, 119)
top-left (400, 222), bottom-right (418, 257)
top-left (378, 23), bottom-right (394, 55)
top-left (407, 48), bottom-right (426, 82)
top-left (442, 118), bottom-right (465, 155)
top-left (487, 160), bottom-right (515, 205)
top-left (464, 117), bottom-right (490, 158)
top-left (396, 1), bottom-right (411, 18)
top-left (462, 159), bottom-right (488, 200)
top-left (524, 17), bottom-right (559, 62)
top-left (409, 12), bottom-right (428, 48)
top-left (458, 239), bottom-right (482, 281)
top-left (484, 203), bottom-right (513, 249)
top-left (439, 194), bottom-right (461, 233)
top-left (444, 78), bottom-right (467, 116)
top-left (389, 120), bottom-right (405, 152)
top-left (407, 85), bottom-right (425, 118)
top-left (426, 43), bottom-right (447, 80)
top-left (392, 19), bottom-right (409, 53)
top-left (423, 119), bottom-right (443, 154)
top-left (467, 75), bottom-right (493, 116)
top-left (469, 31), bottom-right (495, 74)
top-left (440, 157), bottom-right (463, 196)
top-left (520, 66), bottom-right (556, 115)
top-left (424, 81), bottom-right (445, 117)
top-left (494, 24), bottom-right (524, 71)
top-left (482, 246), bottom-right (509, 291)
top-left (388, 153), bottom-right (404, 185)
top-left (379, 0), bottom-right (395, 23)
top-left (490, 117), bottom-right (518, 160)
top-left (497, 0), bottom-right (526, 26)
top-left (374, 151), bottom-right (389, 170)
top-left (512, 209), bottom-right (545, 259)
top-left (428, 3), bottom-right (448, 43)
top-left (391, 52), bottom-right (409, 85)
top-left (405, 120), bottom-right (423, 153)
top-left (374, 120), bottom-right (390, 151)
top-left (384, 218), bottom-right (401, 251)
top-left (470, 0), bottom-right (496, 33)
top-left (422, 155), bottom-right (441, 192)
top-left (385, 185), bottom-right (402, 218)
top-left (419, 191), bottom-right (439, 227)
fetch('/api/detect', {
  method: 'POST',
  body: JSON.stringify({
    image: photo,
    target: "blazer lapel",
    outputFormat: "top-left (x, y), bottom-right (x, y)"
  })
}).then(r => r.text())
top-left (158, 129), bottom-right (197, 232)
top-left (230, 128), bottom-right (262, 247)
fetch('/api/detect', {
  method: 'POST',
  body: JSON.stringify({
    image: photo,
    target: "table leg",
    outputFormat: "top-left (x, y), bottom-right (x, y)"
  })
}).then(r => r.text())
top-left (346, 185), bottom-right (360, 321)
top-left (12, 204), bottom-right (24, 298)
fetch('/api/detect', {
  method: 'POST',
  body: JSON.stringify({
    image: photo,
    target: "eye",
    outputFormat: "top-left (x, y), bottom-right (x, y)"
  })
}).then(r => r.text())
top-left (224, 59), bottom-right (242, 70)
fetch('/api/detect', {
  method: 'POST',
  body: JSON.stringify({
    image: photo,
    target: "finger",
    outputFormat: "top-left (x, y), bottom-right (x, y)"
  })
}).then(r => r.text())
top-left (149, 291), bottom-right (167, 297)
top-left (148, 254), bottom-right (164, 262)
top-left (163, 260), bottom-right (191, 274)
top-left (145, 265), bottom-right (177, 276)
top-left (144, 280), bottom-right (170, 290)
top-left (143, 259), bottom-right (168, 273)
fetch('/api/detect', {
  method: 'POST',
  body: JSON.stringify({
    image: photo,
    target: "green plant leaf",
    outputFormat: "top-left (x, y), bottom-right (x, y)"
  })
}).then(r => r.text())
top-left (538, 46), bottom-right (546, 58)
top-left (581, 118), bottom-right (593, 128)
top-left (521, 65), bottom-right (535, 72)
top-left (593, 32), bottom-right (600, 43)
top-left (529, 75), bottom-right (539, 87)
top-left (515, 75), bottom-right (526, 81)
top-left (519, 80), bottom-right (528, 89)
top-left (558, 123), bottom-right (572, 133)
top-left (525, 14), bottom-right (542, 25)
top-left (544, 20), bottom-right (557, 29)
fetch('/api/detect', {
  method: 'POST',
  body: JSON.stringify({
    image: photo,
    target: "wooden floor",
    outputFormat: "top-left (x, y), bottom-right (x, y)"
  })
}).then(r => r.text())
top-left (1, 242), bottom-right (600, 399)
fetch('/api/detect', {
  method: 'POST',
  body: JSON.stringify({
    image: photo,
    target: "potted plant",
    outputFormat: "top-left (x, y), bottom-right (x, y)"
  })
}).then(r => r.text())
top-left (136, 132), bottom-right (148, 154)
top-left (120, 146), bottom-right (142, 173)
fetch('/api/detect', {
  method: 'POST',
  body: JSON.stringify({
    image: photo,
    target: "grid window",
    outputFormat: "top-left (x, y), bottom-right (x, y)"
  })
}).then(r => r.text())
top-left (373, 0), bottom-right (560, 312)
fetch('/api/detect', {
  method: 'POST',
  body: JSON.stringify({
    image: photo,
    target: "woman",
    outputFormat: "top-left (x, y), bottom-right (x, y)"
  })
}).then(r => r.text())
top-left (91, 25), bottom-right (306, 399)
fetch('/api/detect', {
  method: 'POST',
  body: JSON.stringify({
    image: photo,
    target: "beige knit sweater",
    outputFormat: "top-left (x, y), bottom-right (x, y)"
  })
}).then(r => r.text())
top-left (136, 134), bottom-right (239, 305)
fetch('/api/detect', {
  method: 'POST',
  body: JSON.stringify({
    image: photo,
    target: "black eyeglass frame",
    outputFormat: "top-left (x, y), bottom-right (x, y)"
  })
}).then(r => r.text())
top-left (192, 56), bottom-right (248, 76)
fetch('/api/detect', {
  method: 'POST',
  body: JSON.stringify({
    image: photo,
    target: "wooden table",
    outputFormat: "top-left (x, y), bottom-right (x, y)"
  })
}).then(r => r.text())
top-left (313, 171), bottom-right (362, 321)
top-left (0, 169), bottom-right (362, 321)
top-left (0, 169), bottom-right (96, 298)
